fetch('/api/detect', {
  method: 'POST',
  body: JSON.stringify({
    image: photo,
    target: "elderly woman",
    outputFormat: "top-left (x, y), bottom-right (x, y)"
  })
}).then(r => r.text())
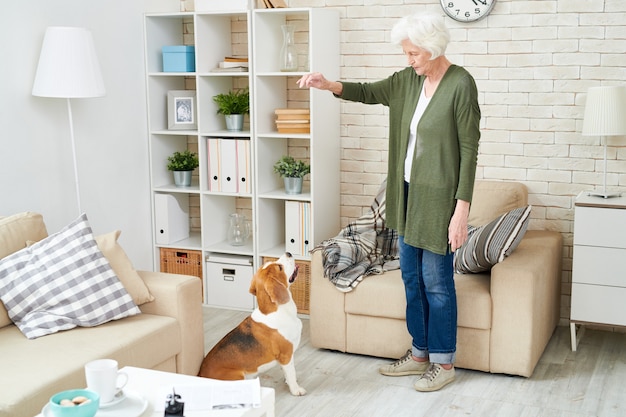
top-left (297, 12), bottom-right (480, 391)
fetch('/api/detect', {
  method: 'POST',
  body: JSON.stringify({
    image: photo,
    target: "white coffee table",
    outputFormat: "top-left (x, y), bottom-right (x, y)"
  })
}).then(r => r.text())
top-left (35, 366), bottom-right (275, 417)
top-left (122, 366), bottom-right (275, 417)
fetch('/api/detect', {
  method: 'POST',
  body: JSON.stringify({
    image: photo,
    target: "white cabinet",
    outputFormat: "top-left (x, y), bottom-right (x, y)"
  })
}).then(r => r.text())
top-left (570, 191), bottom-right (626, 350)
top-left (143, 8), bottom-right (340, 309)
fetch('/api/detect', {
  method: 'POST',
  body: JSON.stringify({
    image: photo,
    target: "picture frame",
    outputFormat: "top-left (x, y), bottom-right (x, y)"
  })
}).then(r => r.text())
top-left (167, 90), bottom-right (197, 130)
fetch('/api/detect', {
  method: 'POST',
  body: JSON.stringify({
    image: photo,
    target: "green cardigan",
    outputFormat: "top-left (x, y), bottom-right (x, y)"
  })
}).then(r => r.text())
top-left (339, 65), bottom-right (481, 255)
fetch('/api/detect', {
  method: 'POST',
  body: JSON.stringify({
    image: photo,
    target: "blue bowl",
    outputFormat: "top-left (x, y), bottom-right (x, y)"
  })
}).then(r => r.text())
top-left (49, 389), bottom-right (100, 417)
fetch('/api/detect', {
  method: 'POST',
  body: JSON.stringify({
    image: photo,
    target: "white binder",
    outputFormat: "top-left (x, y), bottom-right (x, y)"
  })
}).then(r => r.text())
top-left (302, 202), bottom-right (311, 254)
top-left (220, 138), bottom-right (238, 193)
top-left (154, 193), bottom-right (189, 244)
top-left (207, 138), bottom-right (221, 191)
top-left (237, 139), bottom-right (250, 194)
top-left (285, 201), bottom-right (301, 255)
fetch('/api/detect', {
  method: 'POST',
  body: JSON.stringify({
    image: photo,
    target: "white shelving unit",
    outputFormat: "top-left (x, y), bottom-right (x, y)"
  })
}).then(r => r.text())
top-left (143, 7), bottom-right (340, 309)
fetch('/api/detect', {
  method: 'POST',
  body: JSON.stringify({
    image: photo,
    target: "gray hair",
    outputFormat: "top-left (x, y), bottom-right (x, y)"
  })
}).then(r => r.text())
top-left (390, 12), bottom-right (450, 60)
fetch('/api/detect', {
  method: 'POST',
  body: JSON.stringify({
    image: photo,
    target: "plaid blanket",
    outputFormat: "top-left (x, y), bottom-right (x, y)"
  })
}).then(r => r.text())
top-left (311, 180), bottom-right (399, 292)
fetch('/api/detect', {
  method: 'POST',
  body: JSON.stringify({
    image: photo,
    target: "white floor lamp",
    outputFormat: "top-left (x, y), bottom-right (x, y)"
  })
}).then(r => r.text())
top-left (581, 85), bottom-right (626, 199)
top-left (32, 27), bottom-right (106, 215)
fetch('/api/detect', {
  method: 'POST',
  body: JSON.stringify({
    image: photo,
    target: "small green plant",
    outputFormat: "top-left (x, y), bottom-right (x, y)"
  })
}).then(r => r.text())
top-left (213, 88), bottom-right (250, 115)
top-left (167, 150), bottom-right (199, 171)
top-left (273, 155), bottom-right (310, 178)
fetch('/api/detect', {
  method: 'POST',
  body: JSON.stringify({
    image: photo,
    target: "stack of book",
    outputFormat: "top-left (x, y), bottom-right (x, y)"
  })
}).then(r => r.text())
top-left (211, 56), bottom-right (249, 73)
top-left (275, 108), bottom-right (310, 133)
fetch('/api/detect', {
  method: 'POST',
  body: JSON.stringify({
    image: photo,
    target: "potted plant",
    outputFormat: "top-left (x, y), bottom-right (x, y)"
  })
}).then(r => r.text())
top-left (213, 87), bottom-right (250, 131)
top-left (167, 149), bottom-right (199, 187)
top-left (273, 155), bottom-right (310, 195)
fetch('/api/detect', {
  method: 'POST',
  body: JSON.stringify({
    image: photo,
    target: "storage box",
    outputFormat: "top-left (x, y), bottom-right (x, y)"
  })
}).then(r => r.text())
top-left (263, 257), bottom-right (311, 314)
top-left (162, 46), bottom-right (195, 72)
top-left (205, 253), bottom-right (254, 310)
top-left (160, 248), bottom-right (203, 299)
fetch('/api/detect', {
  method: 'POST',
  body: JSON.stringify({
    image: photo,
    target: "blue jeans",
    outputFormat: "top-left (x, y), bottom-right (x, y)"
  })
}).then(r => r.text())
top-left (399, 235), bottom-right (457, 364)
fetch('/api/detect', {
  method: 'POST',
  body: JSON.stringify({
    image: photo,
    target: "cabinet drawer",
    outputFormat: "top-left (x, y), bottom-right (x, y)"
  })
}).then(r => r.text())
top-left (574, 206), bottom-right (626, 248)
top-left (572, 245), bottom-right (626, 286)
top-left (571, 283), bottom-right (626, 326)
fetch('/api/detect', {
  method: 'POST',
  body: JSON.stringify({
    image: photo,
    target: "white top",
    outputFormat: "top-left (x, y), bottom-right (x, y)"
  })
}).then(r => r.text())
top-left (404, 85), bottom-right (432, 182)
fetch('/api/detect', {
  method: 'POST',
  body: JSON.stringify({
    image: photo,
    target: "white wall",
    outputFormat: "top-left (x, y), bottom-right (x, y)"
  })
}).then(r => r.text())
top-left (0, 0), bottom-right (179, 270)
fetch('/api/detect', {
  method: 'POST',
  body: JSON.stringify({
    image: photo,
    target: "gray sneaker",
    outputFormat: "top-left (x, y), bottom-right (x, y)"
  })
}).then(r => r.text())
top-left (414, 363), bottom-right (455, 392)
top-left (379, 350), bottom-right (430, 376)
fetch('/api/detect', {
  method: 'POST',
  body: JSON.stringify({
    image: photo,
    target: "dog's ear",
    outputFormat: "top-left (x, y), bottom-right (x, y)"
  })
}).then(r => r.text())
top-left (249, 270), bottom-right (259, 296)
top-left (264, 264), bottom-right (291, 305)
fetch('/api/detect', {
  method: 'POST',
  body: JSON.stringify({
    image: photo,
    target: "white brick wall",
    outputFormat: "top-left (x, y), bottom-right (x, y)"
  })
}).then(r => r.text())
top-left (184, 0), bottom-right (626, 324)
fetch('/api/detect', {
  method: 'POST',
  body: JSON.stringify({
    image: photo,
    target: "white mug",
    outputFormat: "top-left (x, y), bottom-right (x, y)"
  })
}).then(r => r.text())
top-left (84, 359), bottom-right (128, 404)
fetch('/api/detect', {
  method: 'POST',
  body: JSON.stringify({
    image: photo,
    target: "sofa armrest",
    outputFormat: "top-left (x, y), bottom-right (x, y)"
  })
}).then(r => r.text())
top-left (137, 271), bottom-right (204, 376)
top-left (489, 230), bottom-right (563, 377)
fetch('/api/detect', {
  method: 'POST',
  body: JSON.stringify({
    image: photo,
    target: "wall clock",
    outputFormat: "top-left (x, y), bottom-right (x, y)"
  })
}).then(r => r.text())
top-left (440, 0), bottom-right (496, 23)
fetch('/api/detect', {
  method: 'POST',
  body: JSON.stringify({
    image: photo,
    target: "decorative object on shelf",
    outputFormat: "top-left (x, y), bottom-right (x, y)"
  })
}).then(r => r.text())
top-left (275, 108), bottom-right (310, 133)
top-left (162, 45), bottom-right (195, 72)
top-left (167, 90), bottom-right (197, 130)
top-left (280, 24), bottom-right (298, 72)
top-left (167, 150), bottom-right (199, 187)
top-left (273, 155), bottom-right (311, 195)
top-left (213, 88), bottom-right (249, 131)
top-left (440, 0), bottom-right (496, 23)
top-left (581, 85), bottom-right (626, 198)
top-left (227, 213), bottom-right (251, 246)
top-left (32, 26), bottom-right (106, 216)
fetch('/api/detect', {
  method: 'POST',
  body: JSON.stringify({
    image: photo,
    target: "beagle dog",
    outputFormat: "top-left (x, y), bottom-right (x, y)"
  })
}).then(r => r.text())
top-left (198, 253), bottom-right (306, 396)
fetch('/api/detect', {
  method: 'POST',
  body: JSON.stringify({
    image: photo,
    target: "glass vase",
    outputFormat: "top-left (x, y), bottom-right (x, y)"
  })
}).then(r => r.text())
top-left (280, 24), bottom-right (298, 72)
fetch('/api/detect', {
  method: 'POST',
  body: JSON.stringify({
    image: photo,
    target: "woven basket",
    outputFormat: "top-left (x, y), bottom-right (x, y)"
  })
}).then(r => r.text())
top-left (263, 257), bottom-right (310, 314)
top-left (160, 248), bottom-right (203, 296)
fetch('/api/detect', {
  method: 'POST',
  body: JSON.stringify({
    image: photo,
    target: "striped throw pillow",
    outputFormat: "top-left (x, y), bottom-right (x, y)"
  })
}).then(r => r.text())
top-left (454, 205), bottom-right (531, 274)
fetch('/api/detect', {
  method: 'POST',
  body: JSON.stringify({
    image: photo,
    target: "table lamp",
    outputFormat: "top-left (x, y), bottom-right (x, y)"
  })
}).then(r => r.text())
top-left (581, 85), bottom-right (626, 198)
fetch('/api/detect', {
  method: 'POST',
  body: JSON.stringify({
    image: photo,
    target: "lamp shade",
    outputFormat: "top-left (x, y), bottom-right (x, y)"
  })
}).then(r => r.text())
top-left (582, 86), bottom-right (626, 136)
top-left (32, 26), bottom-right (105, 98)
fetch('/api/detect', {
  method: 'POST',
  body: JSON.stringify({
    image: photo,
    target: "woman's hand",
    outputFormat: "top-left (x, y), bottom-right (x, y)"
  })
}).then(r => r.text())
top-left (297, 72), bottom-right (343, 95)
top-left (448, 200), bottom-right (470, 252)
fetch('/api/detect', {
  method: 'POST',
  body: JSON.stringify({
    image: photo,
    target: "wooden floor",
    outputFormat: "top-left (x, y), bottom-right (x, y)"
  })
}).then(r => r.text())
top-left (202, 307), bottom-right (626, 417)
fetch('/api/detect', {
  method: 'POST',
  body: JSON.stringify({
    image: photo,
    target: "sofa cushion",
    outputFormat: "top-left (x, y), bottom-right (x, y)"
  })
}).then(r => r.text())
top-left (96, 230), bottom-right (154, 305)
top-left (0, 214), bottom-right (140, 339)
top-left (0, 212), bottom-right (48, 259)
top-left (0, 212), bottom-right (49, 329)
top-left (345, 272), bottom-right (406, 319)
top-left (455, 205), bottom-right (531, 274)
top-left (468, 181), bottom-right (528, 226)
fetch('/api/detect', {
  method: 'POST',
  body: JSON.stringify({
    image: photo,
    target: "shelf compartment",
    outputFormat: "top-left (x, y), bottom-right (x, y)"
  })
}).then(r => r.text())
top-left (149, 133), bottom-right (200, 189)
top-left (145, 13), bottom-right (195, 74)
top-left (195, 12), bottom-right (250, 75)
top-left (201, 194), bottom-right (253, 254)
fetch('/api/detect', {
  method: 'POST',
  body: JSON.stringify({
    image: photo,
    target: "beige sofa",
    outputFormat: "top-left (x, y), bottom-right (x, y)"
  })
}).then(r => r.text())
top-left (0, 212), bottom-right (204, 417)
top-left (310, 181), bottom-right (563, 377)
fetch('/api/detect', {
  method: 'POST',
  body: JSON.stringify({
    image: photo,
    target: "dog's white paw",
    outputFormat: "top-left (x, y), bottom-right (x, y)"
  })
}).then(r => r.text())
top-left (289, 385), bottom-right (307, 396)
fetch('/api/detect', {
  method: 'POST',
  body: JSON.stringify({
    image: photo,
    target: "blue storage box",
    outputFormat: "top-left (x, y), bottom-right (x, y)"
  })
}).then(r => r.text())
top-left (162, 45), bottom-right (195, 72)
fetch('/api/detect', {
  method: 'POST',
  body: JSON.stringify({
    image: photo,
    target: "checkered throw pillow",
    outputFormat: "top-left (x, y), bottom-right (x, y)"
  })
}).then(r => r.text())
top-left (0, 213), bottom-right (140, 339)
top-left (454, 205), bottom-right (531, 274)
